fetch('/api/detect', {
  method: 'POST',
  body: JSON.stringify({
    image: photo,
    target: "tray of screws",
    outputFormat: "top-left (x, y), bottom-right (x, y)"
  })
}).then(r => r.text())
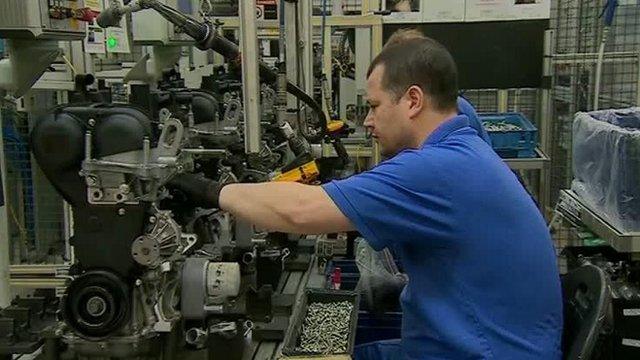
top-left (282, 289), bottom-right (360, 357)
top-left (481, 121), bottom-right (523, 132)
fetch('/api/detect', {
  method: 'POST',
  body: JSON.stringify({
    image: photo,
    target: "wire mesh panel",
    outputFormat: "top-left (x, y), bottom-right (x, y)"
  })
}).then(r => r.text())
top-left (549, 0), bottom-right (640, 205)
top-left (552, 0), bottom-right (640, 54)
top-left (606, 2), bottom-right (640, 53)
top-left (598, 61), bottom-right (639, 109)
top-left (462, 88), bottom-right (540, 126)
top-left (461, 89), bottom-right (499, 113)
top-left (3, 109), bottom-right (34, 262)
top-left (507, 89), bottom-right (540, 127)
top-left (2, 107), bottom-right (66, 265)
top-left (552, 0), bottom-right (601, 55)
top-left (340, 0), bottom-right (363, 13)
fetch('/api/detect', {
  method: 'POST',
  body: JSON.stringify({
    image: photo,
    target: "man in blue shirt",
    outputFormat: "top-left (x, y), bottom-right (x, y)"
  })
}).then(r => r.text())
top-left (384, 28), bottom-right (491, 146)
top-left (171, 37), bottom-right (563, 359)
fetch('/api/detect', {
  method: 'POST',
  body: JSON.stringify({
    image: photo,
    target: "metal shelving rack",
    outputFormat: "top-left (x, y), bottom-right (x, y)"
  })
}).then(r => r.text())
top-left (556, 190), bottom-right (640, 256)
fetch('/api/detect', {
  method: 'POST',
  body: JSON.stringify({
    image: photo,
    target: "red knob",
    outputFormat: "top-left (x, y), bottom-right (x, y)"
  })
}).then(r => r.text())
top-left (331, 267), bottom-right (342, 290)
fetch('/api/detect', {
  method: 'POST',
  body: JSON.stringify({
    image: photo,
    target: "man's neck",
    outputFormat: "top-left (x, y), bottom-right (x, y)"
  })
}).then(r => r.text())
top-left (412, 109), bottom-right (458, 148)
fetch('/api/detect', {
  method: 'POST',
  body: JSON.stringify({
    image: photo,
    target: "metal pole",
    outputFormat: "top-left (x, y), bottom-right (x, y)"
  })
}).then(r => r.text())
top-left (594, 27), bottom-right (610, 111)
top-left (63, 201), bottom-right (73, 262)
top-left (285, 1), bottom-right (298, 108)
top-left (636, 52), bottom-right (640, 106)
top-left (372, 21), bottom-right (383, 56)
top-left (321, 0), bottom-right (328, 52)
top-left (372, 22), bottom-right (383, 165)
top-left (239, 0), bottom-right (261, 154)
top-left (540, 29), bottom-right (555, 217)
top-left (0, 109), bottom-right (11, 307)
top-left (540, 30), bottom-right (554, 154)
top-left (279, 0), bottom-right (286, 63)
top-left (354, 28), bottom-right (372, 97)
top-left (361, 0), bottom-right (371, 15)
top-left (497, 89), bottom-right (508, 113)
top-left (322, 25), bottom-right (333, 117)
top-left (300, 0), bottom-right (314, 96)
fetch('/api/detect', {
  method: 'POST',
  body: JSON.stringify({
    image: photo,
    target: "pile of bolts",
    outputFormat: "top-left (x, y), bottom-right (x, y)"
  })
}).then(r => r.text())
top-left (482, 121), bottom-right (523, 132)
top-left (296, 301), bottom-right (354, 354)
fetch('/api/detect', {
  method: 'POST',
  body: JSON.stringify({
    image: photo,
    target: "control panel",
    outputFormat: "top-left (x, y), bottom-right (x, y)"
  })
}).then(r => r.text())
top-left (0, 0), bottom-right (91, 40)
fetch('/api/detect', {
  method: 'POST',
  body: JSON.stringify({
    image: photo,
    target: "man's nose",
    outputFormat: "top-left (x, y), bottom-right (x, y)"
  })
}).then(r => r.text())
top-left (363, 110), bottom-right (373, 127)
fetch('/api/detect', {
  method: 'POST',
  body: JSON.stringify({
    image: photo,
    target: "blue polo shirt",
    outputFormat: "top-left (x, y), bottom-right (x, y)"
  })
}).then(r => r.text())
top-left (458, 96), bottom-right (492, 145)
top-left (322, 115), bottom-right (562, 359)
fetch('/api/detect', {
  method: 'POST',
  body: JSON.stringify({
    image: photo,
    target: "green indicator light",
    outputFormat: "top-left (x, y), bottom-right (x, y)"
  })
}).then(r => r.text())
top-left (106, 37), bottom-right (118, 50)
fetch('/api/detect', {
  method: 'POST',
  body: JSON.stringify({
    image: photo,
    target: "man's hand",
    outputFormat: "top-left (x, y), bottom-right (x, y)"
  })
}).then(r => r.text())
top-left (167, 174), bottom-right (224, 208)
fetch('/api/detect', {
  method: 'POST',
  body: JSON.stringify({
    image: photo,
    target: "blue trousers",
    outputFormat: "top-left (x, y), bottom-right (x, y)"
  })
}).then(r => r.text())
top-left (353, 339), bottom-right (403, 360)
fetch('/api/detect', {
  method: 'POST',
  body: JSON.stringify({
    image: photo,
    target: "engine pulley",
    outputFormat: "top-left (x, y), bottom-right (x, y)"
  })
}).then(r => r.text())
top-left (62, 270), bottom-right (131, 339)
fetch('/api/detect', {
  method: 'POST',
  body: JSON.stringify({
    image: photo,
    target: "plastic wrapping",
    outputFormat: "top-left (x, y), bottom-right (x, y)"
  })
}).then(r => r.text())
top-left (571, 108), bottom-right (640, 232)
top-left (355, 239), bottom-right (407, 314)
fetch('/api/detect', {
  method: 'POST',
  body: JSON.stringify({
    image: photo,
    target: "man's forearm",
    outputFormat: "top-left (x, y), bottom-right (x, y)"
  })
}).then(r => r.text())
top-left (219, 182), bottom-right (304, 232)
top-left (218, 182), bottom-right (354, 234)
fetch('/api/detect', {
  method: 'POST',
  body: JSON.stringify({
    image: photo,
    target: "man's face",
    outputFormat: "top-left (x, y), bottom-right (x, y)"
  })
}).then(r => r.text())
top-left (364, 65), bottom-right (412, 158)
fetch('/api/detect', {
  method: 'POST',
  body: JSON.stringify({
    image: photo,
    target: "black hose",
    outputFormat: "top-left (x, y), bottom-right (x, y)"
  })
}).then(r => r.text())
top-left (285, 81), bottom-right (326, 142)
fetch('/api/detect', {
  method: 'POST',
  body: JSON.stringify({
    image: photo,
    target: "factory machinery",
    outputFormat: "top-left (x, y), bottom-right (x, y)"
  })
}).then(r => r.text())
top-left (0, 0), bottom-right (351, 358)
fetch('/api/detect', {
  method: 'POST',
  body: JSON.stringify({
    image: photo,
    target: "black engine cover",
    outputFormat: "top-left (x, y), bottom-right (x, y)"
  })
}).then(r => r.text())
top-left (31, 104), bottom-right (153, 277)
top-left (129, 85), bottom-right (220, 126)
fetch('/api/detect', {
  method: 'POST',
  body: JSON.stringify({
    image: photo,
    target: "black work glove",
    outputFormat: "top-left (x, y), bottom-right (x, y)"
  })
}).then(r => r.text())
top-left (366, 273), bottom-right (407, 315)
top-left (167, 174), bottom-right (224, 209)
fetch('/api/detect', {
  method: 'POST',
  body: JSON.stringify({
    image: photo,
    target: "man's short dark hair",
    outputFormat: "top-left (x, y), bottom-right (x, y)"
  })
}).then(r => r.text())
top-left (385, 28), bottom-right (425, 48)
top-left (367, 37), bottom-right (458, 111)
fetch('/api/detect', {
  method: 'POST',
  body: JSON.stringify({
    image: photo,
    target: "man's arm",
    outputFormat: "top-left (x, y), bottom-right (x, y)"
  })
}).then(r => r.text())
top-left (219, 182), bottom-right (355, 234)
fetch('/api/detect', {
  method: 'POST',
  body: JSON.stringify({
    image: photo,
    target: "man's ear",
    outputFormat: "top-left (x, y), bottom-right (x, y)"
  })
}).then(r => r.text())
top-left (405, 85), bottom-right (424, 119)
